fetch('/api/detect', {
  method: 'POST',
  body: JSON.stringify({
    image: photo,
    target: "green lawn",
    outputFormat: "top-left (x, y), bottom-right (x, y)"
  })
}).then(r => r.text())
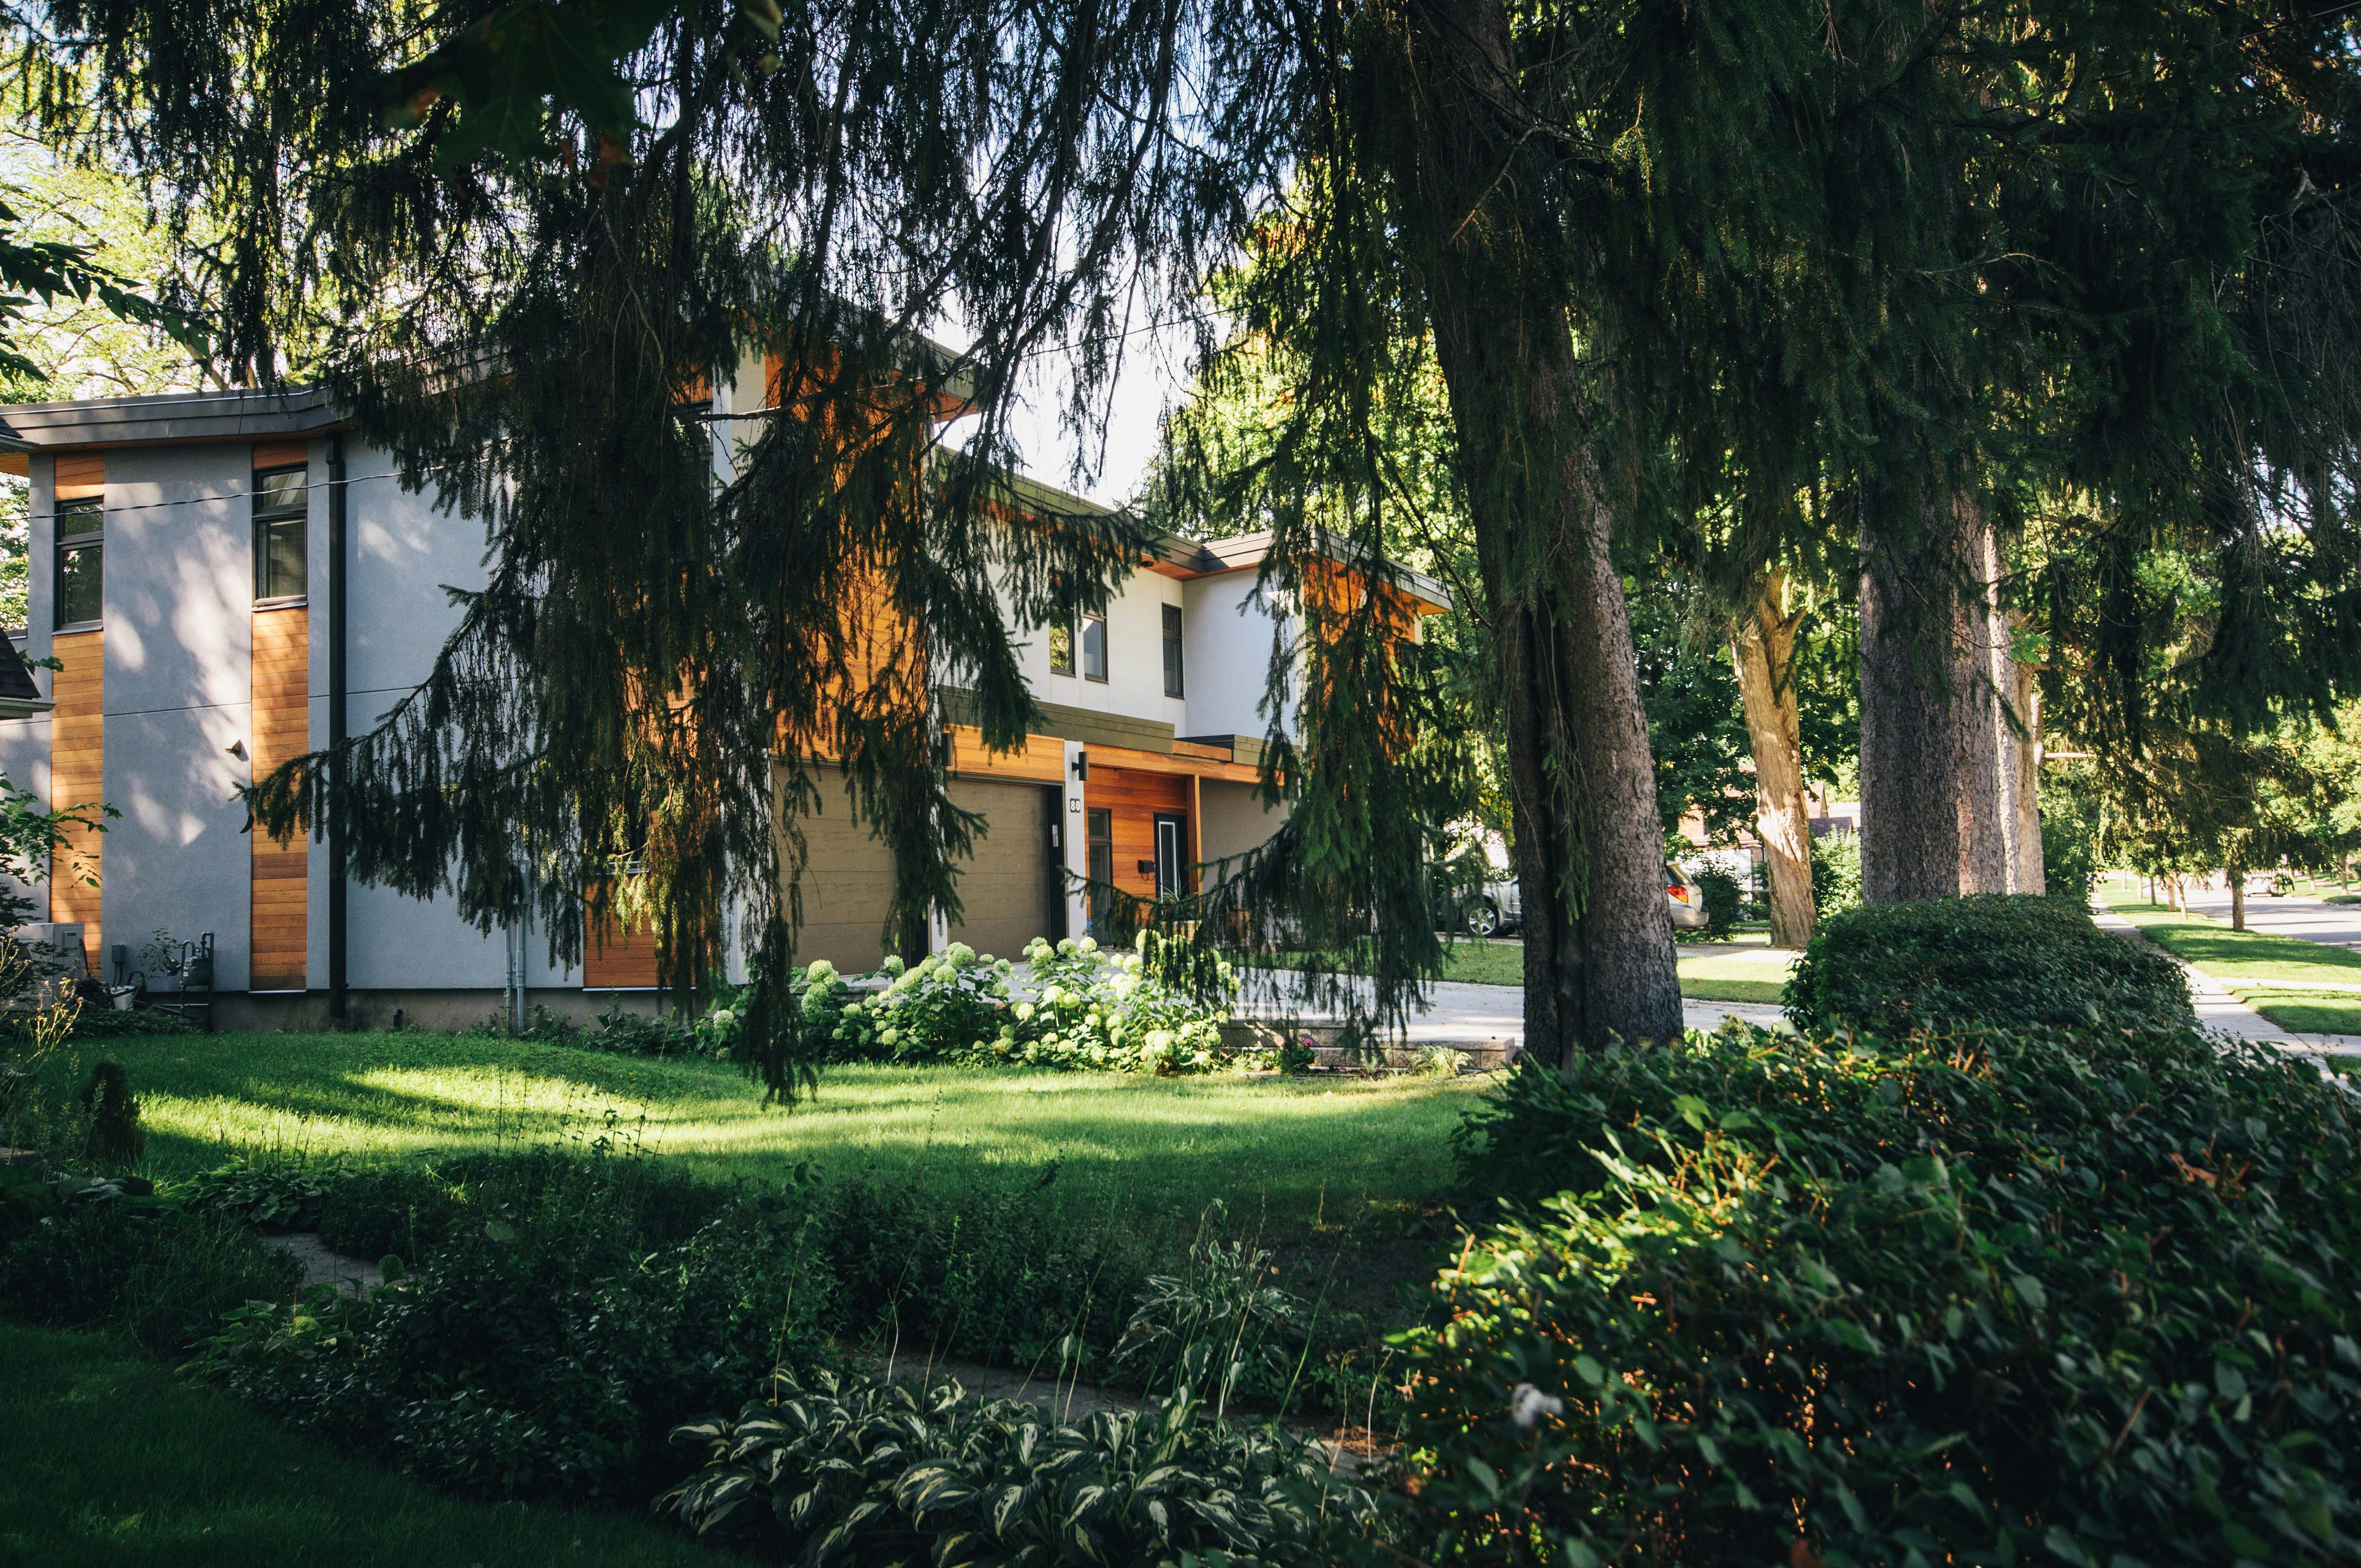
top-left (2100, 894), bottom-right (2361, 1036)
top-left (1256, 936), bottom-right (1796, 1004)
top-left (0, 1325), bottom-right (711, 1568)
top-left (92, 1031), bottom-right (1481, 1248)
top-left (2100, 895), bottom-right (2361, 982)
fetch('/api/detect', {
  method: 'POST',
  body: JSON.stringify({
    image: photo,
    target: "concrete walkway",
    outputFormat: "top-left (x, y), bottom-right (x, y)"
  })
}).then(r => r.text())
top-left (1235, 971), bottom-right (1787, 1045)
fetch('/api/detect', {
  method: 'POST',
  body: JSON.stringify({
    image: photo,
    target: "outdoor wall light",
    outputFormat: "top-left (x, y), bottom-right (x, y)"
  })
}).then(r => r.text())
top-left (1072, 752), bottom-right (1088, 781)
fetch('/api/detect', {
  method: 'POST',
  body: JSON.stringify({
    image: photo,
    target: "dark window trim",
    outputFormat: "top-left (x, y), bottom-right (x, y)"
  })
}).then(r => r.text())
top-left (1048, 618), bottom-right (1075, 677)
top-left (1161, 603), bottom-right (1184, 698)
top-left (1081, 609), bottom-right (1109, 684)
top-left (253, 462), bottom-right (310, 601)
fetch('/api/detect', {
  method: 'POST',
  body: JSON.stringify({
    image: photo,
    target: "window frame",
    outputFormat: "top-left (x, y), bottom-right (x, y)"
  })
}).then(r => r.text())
top-left (251, 463), bottom-right (310, 606)
top-left (1048, 619), bottom-right (1074, 677)
top-left (53, 495), bottom-right (104, 630)
top-left (1079, 609), bottom-right (1108, 683)
top-left (1161, 603), bottom-right (1184, 698)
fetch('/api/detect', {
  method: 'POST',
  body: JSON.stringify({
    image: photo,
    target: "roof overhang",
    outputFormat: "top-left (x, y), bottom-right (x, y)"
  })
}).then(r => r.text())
top-left (0, 387), bottom-right (342, 467)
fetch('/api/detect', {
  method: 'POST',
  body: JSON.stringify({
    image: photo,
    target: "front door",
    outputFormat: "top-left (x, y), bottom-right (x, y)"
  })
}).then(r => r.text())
top-left (1153, 814), bottom-right (1185, 900)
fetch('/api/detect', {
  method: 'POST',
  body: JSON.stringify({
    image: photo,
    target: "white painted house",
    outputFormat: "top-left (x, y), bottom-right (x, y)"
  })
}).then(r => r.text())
top-left (0, 376), bottom-right (1447, 1027)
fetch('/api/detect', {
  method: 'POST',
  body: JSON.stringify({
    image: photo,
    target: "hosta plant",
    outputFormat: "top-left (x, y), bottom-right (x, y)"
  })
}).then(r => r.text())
top-left (657, 1369), bottom-right (1380, 1565)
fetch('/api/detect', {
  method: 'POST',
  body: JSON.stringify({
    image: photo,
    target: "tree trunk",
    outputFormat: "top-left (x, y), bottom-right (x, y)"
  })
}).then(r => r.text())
top-left (2229, 866), bottom-right (2247, 931)
top-left (2008, 653), bottom-right (2046, 893)
top-left (1378, 0), bottom-right (1683, 1057)
top-left (1730, 571), bottom-right (1816, 948)
top-left (1858, 476), bottom-right (2009, 903)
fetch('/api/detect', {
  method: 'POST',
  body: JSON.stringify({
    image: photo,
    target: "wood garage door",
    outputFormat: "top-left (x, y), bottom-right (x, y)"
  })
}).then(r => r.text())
top-left (945, 778), bottom-right (1060, 963)
top-left (779, 767), bottom-right (899, 975)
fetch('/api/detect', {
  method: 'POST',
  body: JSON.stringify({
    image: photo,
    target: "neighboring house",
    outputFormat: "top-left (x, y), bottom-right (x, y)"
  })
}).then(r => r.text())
top-left (0, 372), bottom-right (1448, 1027)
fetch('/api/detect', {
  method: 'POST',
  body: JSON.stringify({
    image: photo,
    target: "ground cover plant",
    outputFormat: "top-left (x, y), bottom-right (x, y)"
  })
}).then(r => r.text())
top-left (0, 1324), bottom-right (716, 1568)
top-left (1409, 1020), bottom-right (2361, 1565)
top-left (1786, 894), bottom-right (2192, 1033)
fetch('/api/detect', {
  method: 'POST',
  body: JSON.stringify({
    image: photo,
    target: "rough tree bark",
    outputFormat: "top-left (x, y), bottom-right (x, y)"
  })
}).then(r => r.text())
top-left (1379, 0), bottom-right (1683, 1057)
top-left (1730, 570), bottom-right (1816, 947)
top-left (2229, 865), bottom-right (2248, 931)
top-left (1859, 476), bottom-right (2009, 903)
top-left (2006, 653), bottom-right (2046, 893)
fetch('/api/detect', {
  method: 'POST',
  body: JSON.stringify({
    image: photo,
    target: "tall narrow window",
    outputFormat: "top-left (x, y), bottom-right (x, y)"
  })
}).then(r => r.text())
top-left (1161, 604), bottom-right (1184, 698)
top-left (1086, 808), bottom-right (1115, 927)
top-left (253, 465), bottom-right (309, 602)
top-left (1080, 610), bottom-right (1108, 682)
top-left (54, 496), bottom-right (103, 627)
top-left (1048, 620), bottom-right (1074, 675)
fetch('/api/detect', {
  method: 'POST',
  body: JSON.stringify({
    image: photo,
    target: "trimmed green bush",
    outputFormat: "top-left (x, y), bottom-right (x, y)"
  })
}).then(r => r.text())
top-left (1784, 893), bottom-right (2190, 1034)
top-left (1412, 1023), bottom-right (2361, 1565)
top-left (1810, 833), bottom-right (1862, 924)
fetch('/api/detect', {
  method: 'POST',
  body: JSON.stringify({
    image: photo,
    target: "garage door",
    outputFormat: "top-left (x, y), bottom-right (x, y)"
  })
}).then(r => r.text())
top-left (778, 767), bottom-right (898, 975)
top-left (945, 778), bottom-right (1061, 963)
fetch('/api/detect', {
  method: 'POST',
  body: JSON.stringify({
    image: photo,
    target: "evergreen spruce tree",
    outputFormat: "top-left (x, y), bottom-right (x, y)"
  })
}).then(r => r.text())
top-left (18, 0), bottom-right (2361, 1078)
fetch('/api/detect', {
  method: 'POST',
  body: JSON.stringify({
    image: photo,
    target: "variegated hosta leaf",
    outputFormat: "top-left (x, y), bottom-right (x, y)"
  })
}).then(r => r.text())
top-left (989, 1481), bottom-right (1033, 1538)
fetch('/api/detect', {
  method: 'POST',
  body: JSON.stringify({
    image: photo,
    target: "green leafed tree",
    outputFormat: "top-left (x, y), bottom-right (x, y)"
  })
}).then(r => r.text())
top-left (16, 0), bottom-right (2361, 1085)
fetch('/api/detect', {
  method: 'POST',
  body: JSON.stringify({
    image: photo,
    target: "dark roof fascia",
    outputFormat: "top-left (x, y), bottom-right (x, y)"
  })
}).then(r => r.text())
top-left (0, 386), bottom-right (344, 450)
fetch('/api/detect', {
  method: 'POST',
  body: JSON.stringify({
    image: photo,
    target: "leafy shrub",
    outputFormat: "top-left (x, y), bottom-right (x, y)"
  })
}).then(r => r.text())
top-left (997, 932), bottom-right (1238, 1072)
top-left (1412, 1022), bottom-right (2361, 1565)
top-left (79, 1060), bottom-right (144, 1167)
top-left (1691, 864), bottom-right (1743, 937)
top-left (70, 1005), bottom-right (199, 1038)
top-left (1809, 832), bottom-right (1862, 924)
top-left (2042, 800), bottom-right (2101, 903)
top-left (803, 933), bottom-right (1240, 1073)
top-left (1112, 1214), bottom-right (1305, 1405)
top-left (191, 1157), bottom-right (837, 1501)
top-left (813, 1162), bottom-right (1145, 1372)
top-left (657, 1369), bottom-right (1382, 1562)
top-left (0, 1198), bottom-right (295, 1354)
top-left (173, 1156), bottom-right (346, 1232)
top-left (1784, 893), bottom-right (2191, 1035)
top-left (822, 945), bottom-right (1016, 1062)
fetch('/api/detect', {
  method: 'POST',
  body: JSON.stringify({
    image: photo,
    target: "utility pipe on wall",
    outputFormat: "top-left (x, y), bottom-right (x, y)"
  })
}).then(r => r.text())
top-left (326, 433), bottom-right (349, 1024)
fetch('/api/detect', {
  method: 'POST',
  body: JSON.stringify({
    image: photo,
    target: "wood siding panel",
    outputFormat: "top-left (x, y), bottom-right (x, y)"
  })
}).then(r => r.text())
top-left (48, 629), bottom-right (102, 956)
top-left (250, 607), bottom-right (309, 989)
top-left (1084, 764), bottom-right (1191, 905)
top-left (583, 883), bottom-right (663, 989)
top-left (945, 725), bottom-right (1065, 783)
top-left (53, 453), bottom-right (104, 500)
top-left (251, 438), bottom-right (309, 470)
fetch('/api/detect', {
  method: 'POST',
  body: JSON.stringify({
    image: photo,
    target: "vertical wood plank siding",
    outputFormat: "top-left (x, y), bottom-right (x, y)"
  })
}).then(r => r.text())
top-left (1082, 764), bottom-right (1191, 905)
top-left (583, 884), bottom-right (662, 989)
top-left (48, 628), bottom-right (103, 953)
top-left (250, 604), bottom-right (310, 989)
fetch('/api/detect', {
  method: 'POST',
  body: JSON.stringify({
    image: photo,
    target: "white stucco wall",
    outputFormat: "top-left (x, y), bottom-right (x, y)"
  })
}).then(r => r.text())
top-left (1182, 571), bottom-right (1293, 742)
top-left (96, 445), bottom-right (255, 986)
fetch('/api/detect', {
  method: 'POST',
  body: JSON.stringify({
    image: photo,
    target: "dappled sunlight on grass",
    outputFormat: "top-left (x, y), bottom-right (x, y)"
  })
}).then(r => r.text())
top-left (107, 1032), bottom-right (1481, 1240)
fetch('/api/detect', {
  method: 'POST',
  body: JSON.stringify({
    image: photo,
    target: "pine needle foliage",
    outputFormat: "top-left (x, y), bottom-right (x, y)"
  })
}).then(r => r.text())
top-left (18, 0), bottom-right (2361, 1075)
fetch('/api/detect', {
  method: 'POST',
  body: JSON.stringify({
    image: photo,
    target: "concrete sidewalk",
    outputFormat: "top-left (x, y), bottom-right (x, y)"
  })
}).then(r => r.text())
top-left (1234, 971), bottom-right (1787, 1046)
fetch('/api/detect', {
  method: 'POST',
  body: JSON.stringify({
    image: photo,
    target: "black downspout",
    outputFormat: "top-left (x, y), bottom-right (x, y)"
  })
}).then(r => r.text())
top-left (326, 434), bottom-right (349, 1025)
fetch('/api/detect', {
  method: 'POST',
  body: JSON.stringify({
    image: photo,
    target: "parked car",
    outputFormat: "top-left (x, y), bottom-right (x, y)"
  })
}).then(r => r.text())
top-left (1450, 864), bottom-right (1711, 937)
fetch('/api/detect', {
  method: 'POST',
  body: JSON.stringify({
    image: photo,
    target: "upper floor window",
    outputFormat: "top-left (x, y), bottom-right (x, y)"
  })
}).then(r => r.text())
top-left (54, 496), bottom-right (103, 628)
top-left (1048, 620), bottom-right (1074, 676)
top-left (1162, 603), bottom-right (1184, 698)
top-left (1080, 609), bottom-right (1108, 682)
top-left (253, 465), bottom-right (308, 602)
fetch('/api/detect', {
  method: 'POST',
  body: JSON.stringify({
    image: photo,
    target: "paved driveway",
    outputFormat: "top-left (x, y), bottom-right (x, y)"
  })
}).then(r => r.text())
top-left (1235, 970), bottom-right (1785, 1043)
